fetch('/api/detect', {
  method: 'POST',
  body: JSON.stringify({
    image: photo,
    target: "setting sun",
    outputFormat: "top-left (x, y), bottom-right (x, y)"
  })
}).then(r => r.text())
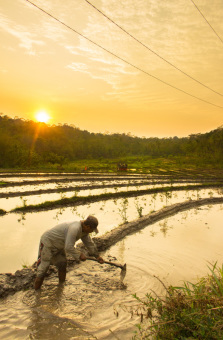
top-left (35, 110), bottom-right (50, 123)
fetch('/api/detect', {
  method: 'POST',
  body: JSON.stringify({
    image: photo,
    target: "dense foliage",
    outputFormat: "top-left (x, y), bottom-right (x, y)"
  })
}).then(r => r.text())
top-left (0, 114), bottom-right (222, 168)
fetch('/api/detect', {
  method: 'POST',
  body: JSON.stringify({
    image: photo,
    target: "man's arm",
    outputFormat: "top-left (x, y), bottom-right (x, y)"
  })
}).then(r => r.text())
top-left (81, 234), bottom-right (102, 261)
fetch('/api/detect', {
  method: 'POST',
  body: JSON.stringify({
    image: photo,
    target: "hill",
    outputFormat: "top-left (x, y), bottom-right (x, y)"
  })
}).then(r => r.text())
top-left (0, 114), bottom-right (222, 168)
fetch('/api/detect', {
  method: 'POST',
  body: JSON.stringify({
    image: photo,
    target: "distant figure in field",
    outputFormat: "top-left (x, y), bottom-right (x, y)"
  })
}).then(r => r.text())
top-left (34, 215), bottom-right (104, 290)
top-left (117, 163), bottom-right (127, 171)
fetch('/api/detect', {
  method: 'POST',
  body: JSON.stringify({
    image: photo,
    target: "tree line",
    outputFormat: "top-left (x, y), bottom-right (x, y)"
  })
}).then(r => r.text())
top-left (0, 114), bottom-right (222, 168)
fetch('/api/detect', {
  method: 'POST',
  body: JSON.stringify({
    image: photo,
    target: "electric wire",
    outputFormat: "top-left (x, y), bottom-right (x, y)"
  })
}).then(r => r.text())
top-left (84, 0), bottom-right (223, 98)
top-left (24, 0), bottom-right (223, 109)
top-left (190, 0), bottom-right (223, 44)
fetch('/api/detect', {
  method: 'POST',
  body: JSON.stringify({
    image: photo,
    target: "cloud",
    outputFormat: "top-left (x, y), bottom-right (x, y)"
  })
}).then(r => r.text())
top-left (67, 62), bottom-right (88, 72)
top-left (0, 13), bottom-right (45, 53)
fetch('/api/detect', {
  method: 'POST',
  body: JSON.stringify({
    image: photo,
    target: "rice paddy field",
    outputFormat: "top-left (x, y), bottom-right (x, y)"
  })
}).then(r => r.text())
top-left (0, 171), bottom-right (223, 339)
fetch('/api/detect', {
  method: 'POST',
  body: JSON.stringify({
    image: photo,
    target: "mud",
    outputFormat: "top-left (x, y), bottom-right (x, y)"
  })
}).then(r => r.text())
top-left (1, 196), bottom-right (223, 299)
top-left (0, 209), bottom-right (6, 215)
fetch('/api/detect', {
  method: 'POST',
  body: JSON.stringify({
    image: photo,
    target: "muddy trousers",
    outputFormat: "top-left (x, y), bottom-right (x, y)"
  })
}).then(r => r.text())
top-left (35, 242), bottom-right (67, 289)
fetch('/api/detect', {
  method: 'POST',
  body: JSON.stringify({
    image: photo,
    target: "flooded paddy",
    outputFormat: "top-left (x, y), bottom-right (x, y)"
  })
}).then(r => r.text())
top-left (0, 180), bottom-right (173, 195)
top-left (0, 182), bottom-right (210, 212)
top-left (0, 188), bottom-right (223, 272)
top-left (0, 176), bottom-right (200, 194)
top-left (0, 173), bottom-right (223, 339)
top-left (0, 204), bottom-right (223, 339)
top-left (0, 177), bottom-right (164, 196)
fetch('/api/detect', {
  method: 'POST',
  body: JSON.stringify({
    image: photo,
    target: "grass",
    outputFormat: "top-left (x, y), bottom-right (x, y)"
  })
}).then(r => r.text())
top-left (62, 156), bottom-right (222, 176)
top-left (130, 263), bottom-right (223, 339)
top-left (1, 155), bottom-right (222, 177)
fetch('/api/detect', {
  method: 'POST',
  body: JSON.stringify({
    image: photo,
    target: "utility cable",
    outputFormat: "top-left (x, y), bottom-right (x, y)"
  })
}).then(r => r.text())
top-left (190, 0), bottom-right (223, 45)
top-left (84, 0), bottom-right (223, 97)
top-left (24, 0), bottom-right (223, 109)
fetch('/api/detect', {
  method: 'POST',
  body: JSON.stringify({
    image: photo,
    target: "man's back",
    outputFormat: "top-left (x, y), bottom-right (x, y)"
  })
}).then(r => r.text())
top-left (41, 221), bottom-right (81, 249)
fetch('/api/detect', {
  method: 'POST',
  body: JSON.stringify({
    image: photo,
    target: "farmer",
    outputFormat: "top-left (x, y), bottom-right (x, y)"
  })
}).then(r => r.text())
top-left (34, 215), bottom-right (104, 290)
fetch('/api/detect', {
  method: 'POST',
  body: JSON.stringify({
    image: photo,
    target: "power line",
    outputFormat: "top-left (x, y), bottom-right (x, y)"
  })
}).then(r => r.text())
top-left (84, 0), bottom-right (223, 97)
top-left (24, 0), bottom-right (223, 109)
top-left (190, 0), bottom-right (223, 44)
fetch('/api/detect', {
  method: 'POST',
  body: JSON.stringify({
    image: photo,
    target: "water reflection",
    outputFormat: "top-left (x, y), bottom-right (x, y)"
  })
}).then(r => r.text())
top-left (0, 286), bottom-right (95, 340)
top-left (159, 219), bottom-right (172, 237)
top-left (0, 181), bottom-right (204, 211)
top-left (25, 285), bottom-right (90, 340)
top-left (0, 189), bottom-right (222, 273)
top-left (17, 212), bottom-right (26, 224)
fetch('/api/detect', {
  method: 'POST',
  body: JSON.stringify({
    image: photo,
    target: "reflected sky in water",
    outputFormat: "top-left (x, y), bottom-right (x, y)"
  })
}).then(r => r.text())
top-left (0, 190), bottom-right (222, 273)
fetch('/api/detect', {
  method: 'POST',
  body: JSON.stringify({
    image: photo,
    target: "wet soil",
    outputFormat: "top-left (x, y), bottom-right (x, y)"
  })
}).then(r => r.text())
top-left (1, 196), bottom-right (223, 299)
top-left (0, 209), bottom-right (5, 215)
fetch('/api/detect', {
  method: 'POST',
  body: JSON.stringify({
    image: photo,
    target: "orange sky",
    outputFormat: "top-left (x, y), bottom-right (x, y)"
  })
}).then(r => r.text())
top-left (0, 0), bottom-right (222, 137)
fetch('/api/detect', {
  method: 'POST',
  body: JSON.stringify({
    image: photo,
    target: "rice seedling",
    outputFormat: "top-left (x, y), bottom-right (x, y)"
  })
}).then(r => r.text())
top-left (208, 190), bottom-right (214, 198)
top-left (118, 198), bottom-right (129, 224)
top-left (134, 197), bottom-right (143, 218)
top-left (20, 196), bottom-right (27, 207)
top-left (164, 190), bottom-right (172, 206)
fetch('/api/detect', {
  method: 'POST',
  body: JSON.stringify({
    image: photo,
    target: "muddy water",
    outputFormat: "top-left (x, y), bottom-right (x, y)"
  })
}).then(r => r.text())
top-left (0, 204), bottom-right (223, 339)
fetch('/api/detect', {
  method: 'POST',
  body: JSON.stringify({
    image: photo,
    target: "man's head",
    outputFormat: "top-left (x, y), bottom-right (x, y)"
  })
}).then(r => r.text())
top-left (82, 215), bottom-right (99, 234)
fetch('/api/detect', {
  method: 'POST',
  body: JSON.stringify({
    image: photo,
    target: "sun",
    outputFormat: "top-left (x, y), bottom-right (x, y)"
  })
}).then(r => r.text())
top-left (35, 110), bottom-right (50, 123)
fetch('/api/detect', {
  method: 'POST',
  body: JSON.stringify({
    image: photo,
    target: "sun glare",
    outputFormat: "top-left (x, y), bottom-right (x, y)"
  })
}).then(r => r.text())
top-left (35, 110), bottom-right (50, 123)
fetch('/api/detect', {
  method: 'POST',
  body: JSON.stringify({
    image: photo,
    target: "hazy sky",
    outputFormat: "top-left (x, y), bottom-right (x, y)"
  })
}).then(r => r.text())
top-left (0, 0), bottom-right (222, 137)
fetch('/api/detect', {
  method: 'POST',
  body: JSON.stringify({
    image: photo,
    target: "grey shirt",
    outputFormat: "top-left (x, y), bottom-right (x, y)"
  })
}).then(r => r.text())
top-left (40, 220), bottom-right (99, 260)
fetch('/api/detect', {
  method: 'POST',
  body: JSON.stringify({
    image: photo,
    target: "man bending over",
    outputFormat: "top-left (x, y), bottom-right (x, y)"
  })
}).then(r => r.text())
top-left (34, 215), bottom-right (104, 290)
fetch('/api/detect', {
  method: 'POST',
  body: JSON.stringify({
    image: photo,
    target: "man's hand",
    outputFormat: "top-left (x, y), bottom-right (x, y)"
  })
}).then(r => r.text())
top-left (80, 253), bottom-right (87, 261)
top-left (96, 256), bottom-right (104, 264)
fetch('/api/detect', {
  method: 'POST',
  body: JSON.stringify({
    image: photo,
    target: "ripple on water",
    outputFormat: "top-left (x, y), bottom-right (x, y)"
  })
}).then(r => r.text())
top-left (0, 289), bottom-right (97, 340)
